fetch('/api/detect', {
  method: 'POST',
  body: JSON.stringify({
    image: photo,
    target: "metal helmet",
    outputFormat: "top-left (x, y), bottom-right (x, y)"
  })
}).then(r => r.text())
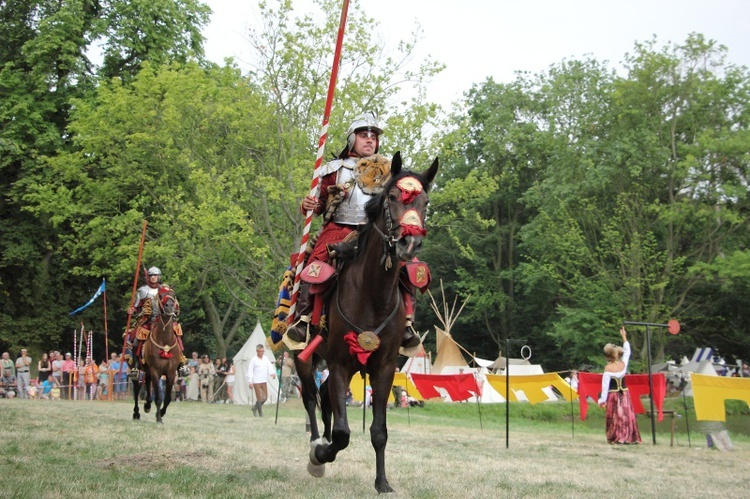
top-left (147, 267), bottom-right (162, 277)
top-left (346, 112), bottom-right (383, 154)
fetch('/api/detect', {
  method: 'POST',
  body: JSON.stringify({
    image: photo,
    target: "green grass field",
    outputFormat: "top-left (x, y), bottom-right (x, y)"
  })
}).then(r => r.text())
top-left (1, 397), bottom-right (747, 498)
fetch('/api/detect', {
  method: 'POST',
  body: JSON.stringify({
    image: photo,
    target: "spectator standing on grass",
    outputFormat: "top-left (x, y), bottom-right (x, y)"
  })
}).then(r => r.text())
top-left (97, 360), bottom-right (109, 399)
top-left (186, 366), bottom-right (199, 401)
top-left (187, 351), bottom-right (199, 372)
top-left (83, 359), bottom-right (98, 400)
top-left (51, 352), bottom-right (63, 386)
top-left (15, 349), bottom-right (32, 399)
top-left (61, 353), bottom-right (76, 400)
top-left (225, 360), bottom-right (235, 403)
top-left (598, 327), bottom-right (641, 445)
top-left (109, 353), bottom-right (127, 401)
top-left (198, 354), bottom-right (216, 403)
top-left (38, 353), bottom-right (51, 383)
top-left (245, 344), bottom-right (276, 417)
top-left (76, 358), bottom-right (86, 400)
top-left (214, 357), bottom-right (227, 403)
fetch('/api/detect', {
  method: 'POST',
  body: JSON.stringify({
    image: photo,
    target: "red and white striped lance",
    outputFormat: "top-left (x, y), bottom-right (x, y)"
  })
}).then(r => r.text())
top-left (288, 0), bottom-right (351, 318)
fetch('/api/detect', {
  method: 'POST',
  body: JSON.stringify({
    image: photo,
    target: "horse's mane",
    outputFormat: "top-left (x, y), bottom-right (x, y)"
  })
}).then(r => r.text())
top-left (335, 168), bottom-right (431, 263)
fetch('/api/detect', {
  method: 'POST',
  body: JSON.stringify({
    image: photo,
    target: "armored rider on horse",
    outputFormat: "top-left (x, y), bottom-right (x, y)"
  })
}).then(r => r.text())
top-left (281, 112), bottom-right (430, 352)
top-left (124, 266), bottom-right (187, 372)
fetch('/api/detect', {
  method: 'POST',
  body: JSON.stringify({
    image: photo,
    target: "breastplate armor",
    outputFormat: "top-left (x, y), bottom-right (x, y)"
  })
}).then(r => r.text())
top-left (332, 160), bottom-right (375, 226)
top-left (136, 285), bottom-right (159, 315)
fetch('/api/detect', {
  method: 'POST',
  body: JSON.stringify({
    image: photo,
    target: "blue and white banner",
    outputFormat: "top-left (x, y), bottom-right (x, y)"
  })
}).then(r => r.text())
top-left (69, 279), bottom-right (106, 316)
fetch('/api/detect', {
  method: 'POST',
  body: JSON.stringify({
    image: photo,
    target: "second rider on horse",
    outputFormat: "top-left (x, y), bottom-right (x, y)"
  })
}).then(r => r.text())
top-left (125, 266), bottom-right (187, 371)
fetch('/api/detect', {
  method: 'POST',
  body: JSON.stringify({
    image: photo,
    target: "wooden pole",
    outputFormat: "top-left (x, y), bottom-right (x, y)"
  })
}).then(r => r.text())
top-left (119, 220), bottom-right (148, 382)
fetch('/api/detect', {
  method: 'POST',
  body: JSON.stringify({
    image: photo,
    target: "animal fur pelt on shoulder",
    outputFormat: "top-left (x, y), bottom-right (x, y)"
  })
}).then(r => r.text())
top-left (355, 154), bottom-right (391, 194)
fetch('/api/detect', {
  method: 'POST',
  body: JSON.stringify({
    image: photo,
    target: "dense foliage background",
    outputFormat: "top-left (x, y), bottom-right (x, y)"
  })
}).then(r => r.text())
top-left (2, 0), bottom-right (748, 372)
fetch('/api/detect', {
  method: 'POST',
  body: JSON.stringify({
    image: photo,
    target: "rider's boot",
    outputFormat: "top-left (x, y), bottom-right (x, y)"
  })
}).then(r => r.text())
top-left (402, 316), bottom-right (421, 349)
top-left (285, 283), bottom-right (314, 344)
top-left (175, 335), bottom-right (187, 366)
top-left (401, 289), bottom-right (421, 349)
top-left (130, 338), bottom-right (141, 375)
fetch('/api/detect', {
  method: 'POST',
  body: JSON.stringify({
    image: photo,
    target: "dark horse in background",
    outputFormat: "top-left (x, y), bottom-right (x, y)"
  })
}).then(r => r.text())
top-left (295, 152), bottom-right (438, 493)
top-left (132, 290), bottom-right (182, 423)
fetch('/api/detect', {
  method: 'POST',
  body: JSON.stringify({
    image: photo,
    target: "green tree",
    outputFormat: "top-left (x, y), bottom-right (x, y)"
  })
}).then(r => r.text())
top-left (520, 35), bottom-right (750, 367)
top-left (0, 0), bottom-right (209, 353)
top-left (23, 62), bottom-right (281, 358)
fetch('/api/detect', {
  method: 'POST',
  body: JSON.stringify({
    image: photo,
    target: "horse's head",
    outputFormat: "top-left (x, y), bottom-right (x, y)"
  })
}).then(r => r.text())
top-left (157, 288), bottom-right (178, 318)
top-left (368, 152), bottom-right (439, 262)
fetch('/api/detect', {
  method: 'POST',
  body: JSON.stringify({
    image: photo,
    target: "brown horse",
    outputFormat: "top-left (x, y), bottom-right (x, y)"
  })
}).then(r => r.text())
top-left (132, 290), bottom-right (182, 423)
top-left (295, 152), bottom-right (438, 493)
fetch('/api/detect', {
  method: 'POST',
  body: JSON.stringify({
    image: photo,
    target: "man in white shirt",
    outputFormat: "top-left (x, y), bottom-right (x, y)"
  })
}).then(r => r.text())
top-left (245, 344), bottom-right (276, 417)
top-left (15, 349), bottom-right (32, 399)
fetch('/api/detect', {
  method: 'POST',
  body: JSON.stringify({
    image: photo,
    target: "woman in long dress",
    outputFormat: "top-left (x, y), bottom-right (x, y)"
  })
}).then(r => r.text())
top-left (186, 366), bottom-right (200, 401)
top-left (225, 361), bottom-right (235, 403)
top-left (598, 327), bottom-right (641, 444)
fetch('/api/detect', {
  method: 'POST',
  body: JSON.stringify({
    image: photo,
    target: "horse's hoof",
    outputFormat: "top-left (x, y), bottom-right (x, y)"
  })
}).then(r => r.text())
top-left (133, 413), bottom-right (140, 420)
top-left (375, 482), bottom-right (395, 494)
top-left (307, 461), bottom-right (325, 478)
top-left (144, 404), bottom-right (151, 414)
top-left (309, 439), bottom-right (325, 466)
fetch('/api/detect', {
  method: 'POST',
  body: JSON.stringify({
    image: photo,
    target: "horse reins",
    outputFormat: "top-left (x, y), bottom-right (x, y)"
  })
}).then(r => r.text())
top-left (335, 286), bottom-right (401, 341)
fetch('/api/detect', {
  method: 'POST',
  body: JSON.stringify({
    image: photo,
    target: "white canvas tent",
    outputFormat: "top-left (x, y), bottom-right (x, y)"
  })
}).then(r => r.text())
top-left (401, 350), bottom-right (432, 374)
top-left (653, 348), bottom-right (718, 397)
top-left (232, 321), bottom-right (279, 405)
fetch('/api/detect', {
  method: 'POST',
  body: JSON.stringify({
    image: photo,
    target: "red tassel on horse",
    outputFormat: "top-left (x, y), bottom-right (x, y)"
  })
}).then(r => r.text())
top-left (401, 224), bottom-right (427, 237)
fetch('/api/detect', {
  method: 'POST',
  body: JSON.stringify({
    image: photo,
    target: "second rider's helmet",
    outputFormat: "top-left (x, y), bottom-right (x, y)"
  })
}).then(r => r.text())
top-left (147, 267), bottom-right (162, 282)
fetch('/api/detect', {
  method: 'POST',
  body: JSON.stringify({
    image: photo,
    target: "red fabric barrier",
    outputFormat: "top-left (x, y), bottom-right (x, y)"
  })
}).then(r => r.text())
top-left (577, 372), bottom-right (665, 421)
top-left (410, 373), bottom-right (479, 402)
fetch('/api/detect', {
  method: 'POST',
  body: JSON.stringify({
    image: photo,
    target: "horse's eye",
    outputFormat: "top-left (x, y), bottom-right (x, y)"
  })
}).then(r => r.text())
top-left (388, 194), bottom-right (397, 202)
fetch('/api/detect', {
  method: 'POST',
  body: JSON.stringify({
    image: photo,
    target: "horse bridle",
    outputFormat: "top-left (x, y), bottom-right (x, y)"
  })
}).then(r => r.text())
top-left (370, 196), bottom-right (398, 268)
top-left (149, 296), bottom-right (179, 356)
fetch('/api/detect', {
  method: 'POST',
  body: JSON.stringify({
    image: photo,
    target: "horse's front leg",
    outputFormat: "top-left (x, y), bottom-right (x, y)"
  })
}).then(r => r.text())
top-left (152, 372), bottom-right (163, 423)
top-left (160, 371), bottom-right (174, 418)
top-left (319, 379), bottom-right (332, 443)
top-left (313, 369), bottom-right (351, 466)
top-left (143, 372), bottom-right (152, 413)
top-left (132, 376), bottom-right (141, 420)
top-left (370, 369), bottom-right (396, 494)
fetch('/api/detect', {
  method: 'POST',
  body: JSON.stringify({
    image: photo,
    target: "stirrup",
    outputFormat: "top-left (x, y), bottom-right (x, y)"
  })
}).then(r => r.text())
top-left (283, 317), bottom-right (311, 351)
top-left (399, 326), bottom-right (422, 358)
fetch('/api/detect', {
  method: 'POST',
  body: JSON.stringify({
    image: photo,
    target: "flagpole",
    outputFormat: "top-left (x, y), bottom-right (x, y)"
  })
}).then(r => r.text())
top-left (288, 0), bottom-right (351, 319)
top-left (102, 278), bottom-right (109, 362)
top-left (120, 221), bottom-right (148, 380)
